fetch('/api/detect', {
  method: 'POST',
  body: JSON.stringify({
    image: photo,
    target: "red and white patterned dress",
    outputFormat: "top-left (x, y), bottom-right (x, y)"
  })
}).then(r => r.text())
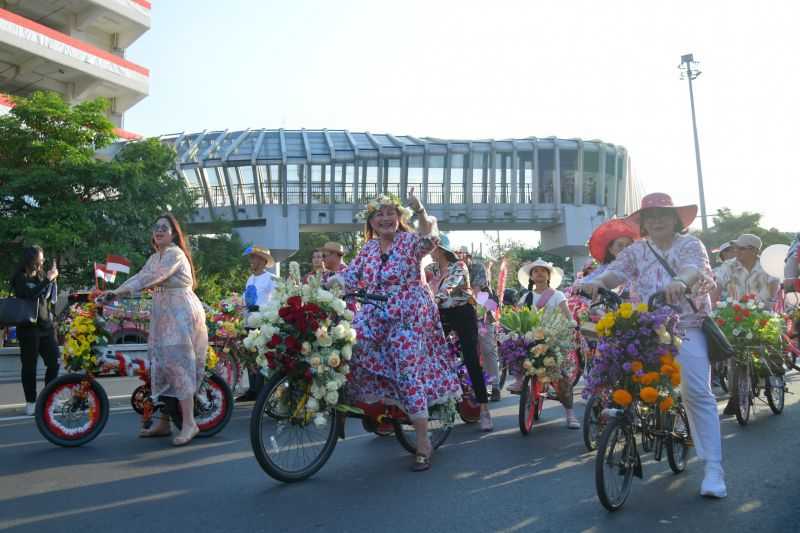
top-left (342, 231), bottom-right (462, 420)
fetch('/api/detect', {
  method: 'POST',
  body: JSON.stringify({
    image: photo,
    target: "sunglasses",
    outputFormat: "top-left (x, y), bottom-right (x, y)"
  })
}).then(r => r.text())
top-left (152, 223), bottom-right (172, 234)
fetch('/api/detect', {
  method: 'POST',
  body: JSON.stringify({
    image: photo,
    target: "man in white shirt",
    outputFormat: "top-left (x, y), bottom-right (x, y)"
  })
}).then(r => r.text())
top-left (237, 246), bottom-right (277, 402)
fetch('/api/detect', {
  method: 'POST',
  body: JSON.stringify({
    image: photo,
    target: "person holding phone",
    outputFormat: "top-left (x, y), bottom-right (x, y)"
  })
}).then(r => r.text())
top-left (11, 246), bottom-right (60, 416)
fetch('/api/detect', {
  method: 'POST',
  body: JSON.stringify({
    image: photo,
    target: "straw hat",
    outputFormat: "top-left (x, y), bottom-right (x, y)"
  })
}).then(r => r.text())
top-left (588, 219), bottom-right (640, 262)
top-left (626, 192), bottom-right (698, 231)
top-left (243, 245), bottom-right (275, 267)
top-left (321, 242), bottom-right (345, 256)
top-left (517, 258), bottom-right (564, 289)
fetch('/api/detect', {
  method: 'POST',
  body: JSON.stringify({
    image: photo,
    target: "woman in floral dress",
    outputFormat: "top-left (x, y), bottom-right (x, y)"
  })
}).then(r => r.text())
top-left (105, 214), bottom-right (208, 447)
top-left (335, 189), bottom-right (461, 471)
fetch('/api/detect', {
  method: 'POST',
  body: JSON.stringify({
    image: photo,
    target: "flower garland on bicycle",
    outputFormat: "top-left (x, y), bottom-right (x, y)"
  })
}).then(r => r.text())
top-left (329, 188), bottom-right (462, 472)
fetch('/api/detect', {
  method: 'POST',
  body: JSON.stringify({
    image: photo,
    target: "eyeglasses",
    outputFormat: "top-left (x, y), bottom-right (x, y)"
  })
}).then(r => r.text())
top-left (152, 223), bottom-right (172, 234)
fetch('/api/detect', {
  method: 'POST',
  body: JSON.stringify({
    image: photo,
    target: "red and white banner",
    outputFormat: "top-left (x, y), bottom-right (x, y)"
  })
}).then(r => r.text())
top-left (105, 255), bottom-right (131, 274)
top-left (94, 264), bottom-right (116, 282)
top-left (496, 257), bottom-right (508, 318)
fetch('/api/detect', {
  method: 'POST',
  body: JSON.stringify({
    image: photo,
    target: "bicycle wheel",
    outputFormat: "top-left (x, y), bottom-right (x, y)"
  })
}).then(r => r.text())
top-left (518, 375), bottom-right (541, 435)
top-left (393, 410), bottom-right (453, 455)
top-left (666, 405), bottom-right (691, 473)
top-left (582, 395), bottom-right (604, 451)
top-left (250, 372), bottom-right (340, 482)
top-left (765, 375), bottom-right (785, 415)
top-left (497, 357), bottom-right (508, 390)
top-left (733, 363), bottom-right (751, 426)
top-left (35, 374), bottom-right (109, 447)
top-left (195, 373), bottom-right (234, 436)
top-left (215, 355), bottom-right (241, 394)
top-left (595, 417), bottom-right (635, 512)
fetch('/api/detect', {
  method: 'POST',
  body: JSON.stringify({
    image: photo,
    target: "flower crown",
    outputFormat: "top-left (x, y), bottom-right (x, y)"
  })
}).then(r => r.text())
top-left (355, 194), bottom-right (414, 222)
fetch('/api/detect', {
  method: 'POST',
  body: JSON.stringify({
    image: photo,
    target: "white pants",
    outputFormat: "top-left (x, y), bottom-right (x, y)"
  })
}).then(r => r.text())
top-left (677, 328), bottom-right (723, 464)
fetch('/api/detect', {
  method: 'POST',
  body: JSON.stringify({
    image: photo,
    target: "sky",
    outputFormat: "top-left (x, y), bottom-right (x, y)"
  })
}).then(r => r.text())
top-left (125, 0), bottom-right (799, 252)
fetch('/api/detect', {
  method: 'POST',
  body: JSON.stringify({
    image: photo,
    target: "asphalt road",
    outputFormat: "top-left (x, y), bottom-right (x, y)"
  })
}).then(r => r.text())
top-left (1, 374), bottom-right (799, 533)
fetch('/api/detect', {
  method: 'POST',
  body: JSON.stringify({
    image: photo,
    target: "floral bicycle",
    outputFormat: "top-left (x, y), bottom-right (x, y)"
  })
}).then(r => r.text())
top-left (206, 294), bottom-right (252, 394)
top-left (34, 299), bottom-right (233, 447)
top-left (712, 295), bottom-right (787, 425)
top-left (585, 292), bottom-right (691, 512)
top-left (245, 266), bottom-right (455, 483)
top-left (498, 305), bottom-right (574, 435)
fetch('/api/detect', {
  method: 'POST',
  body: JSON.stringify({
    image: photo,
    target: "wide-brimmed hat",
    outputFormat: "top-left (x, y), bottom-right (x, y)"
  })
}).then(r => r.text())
top-left (321, 242), bottom-right (345, 256)
top-left (517, 258), bottom-right (564, 289)
top-left (588, 219), bottom-right (640, 262)
top-left (626, 193), bottom-right (698, 231)
top-left (437, 234), bottom-right (459, 262)
top-left (243, 245), bottom-right (275, 267)
top-left (734, 233), bottom-right (763, 251)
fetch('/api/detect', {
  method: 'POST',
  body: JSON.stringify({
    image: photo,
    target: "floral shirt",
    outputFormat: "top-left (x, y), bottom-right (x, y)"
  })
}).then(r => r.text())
top-left (425, 261), bottom-right (473, 309)
top-left (715, 258), bottom-right (779, 306)
top-left (605, 234), bottom-right (715, 327)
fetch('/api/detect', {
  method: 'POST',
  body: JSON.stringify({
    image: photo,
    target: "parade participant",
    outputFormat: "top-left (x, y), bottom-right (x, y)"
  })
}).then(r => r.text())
top-left (578, 192), bottom-right (726, 498)
top-left (11, 245), bottom-right (59, 416)
top-left (459, 249), bottom-right (502, 401)
top-left (711, 234), bottom-right (780, 415)
top-left (303, 249), bottom-right (326, 283)
top-left (426, 235), bottom-right (493, 431)
top-left (513, 259), bottom-right (579, 428)
top-left (785, 234), bottom-right (800, 292)
top-left (585, 219), bottom-right (639, 281)
top-left (104, 214), bottom-right (208, 447)
top-left (236, 246), bottom-right (278, 403)
top-left (321, 242), bottom-right (347, 278)
top-left (712, 234), bottom-right (779, 307)
top-left (330, 189), bottom-right (461, 472)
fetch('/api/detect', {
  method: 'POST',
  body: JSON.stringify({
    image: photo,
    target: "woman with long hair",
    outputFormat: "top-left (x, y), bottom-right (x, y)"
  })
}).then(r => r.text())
top-left (330, 189), bottom-right (461, 471)
top-left (11, 245), bottom-right (60, 415)
top-left (103, 213), bottom-right (208, 446)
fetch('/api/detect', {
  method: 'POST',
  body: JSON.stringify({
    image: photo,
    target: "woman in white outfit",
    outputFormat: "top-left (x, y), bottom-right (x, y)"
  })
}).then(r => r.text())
top-left (578, 192), bottom-right (726, 499)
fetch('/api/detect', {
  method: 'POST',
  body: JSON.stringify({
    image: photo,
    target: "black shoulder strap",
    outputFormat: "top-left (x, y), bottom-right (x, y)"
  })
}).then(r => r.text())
top-left (645, 240), bottom-right (699, 313)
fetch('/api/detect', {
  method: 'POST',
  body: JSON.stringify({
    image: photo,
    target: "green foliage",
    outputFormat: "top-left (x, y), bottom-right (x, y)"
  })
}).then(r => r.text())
top-left (693, 208), bottom-right (792, 262)
top-left (192, 229), bottom-right (250, 303)
top-left (0, 92), bottom-right (196, 288)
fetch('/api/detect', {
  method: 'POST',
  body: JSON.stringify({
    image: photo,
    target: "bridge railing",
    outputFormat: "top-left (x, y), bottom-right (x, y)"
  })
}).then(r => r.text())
top-left (192, 182), bottom-right (542, 208)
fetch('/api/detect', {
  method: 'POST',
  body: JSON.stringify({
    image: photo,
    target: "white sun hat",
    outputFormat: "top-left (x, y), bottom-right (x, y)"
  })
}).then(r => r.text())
top-left (517, 258), bottom-right (564, 289)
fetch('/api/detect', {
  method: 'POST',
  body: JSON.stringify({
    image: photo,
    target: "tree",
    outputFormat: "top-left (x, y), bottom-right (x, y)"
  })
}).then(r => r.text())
top-left (191, 228), bottom-right (250, 303)
top-left (693, 208), bottom-right (793, 259)
top-left (0, 92), bottom-right (196, 287)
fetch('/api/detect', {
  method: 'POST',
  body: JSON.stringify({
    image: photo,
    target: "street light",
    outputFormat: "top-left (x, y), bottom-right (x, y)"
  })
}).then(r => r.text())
top-left (679, 53), bottom-right (708, 231)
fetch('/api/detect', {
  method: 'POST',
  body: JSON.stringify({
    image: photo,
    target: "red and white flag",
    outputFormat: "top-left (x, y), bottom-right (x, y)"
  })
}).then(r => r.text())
top-left (105, 255), bottom-right (131, 274)
top-left (94, 264), bottom-right (117, 283)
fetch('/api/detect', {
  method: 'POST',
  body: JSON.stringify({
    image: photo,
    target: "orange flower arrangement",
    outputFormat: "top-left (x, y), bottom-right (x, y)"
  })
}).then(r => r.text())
top-left (639, 386), bottom-right (659, 404)
top-left (612, 389), bottom-right (633, 407)
top-left (659, 396), bottom-right (674, 412)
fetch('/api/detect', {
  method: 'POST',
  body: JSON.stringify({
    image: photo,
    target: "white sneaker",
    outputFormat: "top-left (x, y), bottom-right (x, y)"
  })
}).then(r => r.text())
top-left (25, 402), bottom-right (36, 416)
top-left (700, 462), bottom-right (727, 498)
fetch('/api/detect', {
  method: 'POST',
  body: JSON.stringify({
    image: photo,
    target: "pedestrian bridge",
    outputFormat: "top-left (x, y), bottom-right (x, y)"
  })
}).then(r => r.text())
top-left (161, 129), bottom-right (640, 263)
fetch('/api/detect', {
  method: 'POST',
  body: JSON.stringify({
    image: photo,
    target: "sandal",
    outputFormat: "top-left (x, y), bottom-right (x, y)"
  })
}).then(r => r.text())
top-left (411, 453), bottom-right (431, 472)
top-left (172, 425), bottom-right (199, 447)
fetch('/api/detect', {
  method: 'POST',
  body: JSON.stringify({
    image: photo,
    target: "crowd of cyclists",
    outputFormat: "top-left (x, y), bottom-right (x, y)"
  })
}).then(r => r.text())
top-left (11, 187), bottom-right (799, 500)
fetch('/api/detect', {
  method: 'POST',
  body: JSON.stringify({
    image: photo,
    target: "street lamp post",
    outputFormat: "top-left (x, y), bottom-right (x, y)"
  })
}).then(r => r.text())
top-left (679, 53), bottom-right (708, 232)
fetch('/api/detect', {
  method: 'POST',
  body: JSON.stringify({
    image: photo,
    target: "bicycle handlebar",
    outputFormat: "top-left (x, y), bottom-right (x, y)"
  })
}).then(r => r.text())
top-left (577, 287), bottom-right (623, 310)
top-left (344, 290), bottom-right (388, 303)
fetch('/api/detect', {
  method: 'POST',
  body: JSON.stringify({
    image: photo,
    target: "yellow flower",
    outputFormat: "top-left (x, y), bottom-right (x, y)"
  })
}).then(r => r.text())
top-left (636, 303), bottom-right (649, 313)
top-left (612, 389), bottom-right (633, 407)
top-left (619, 303), bottom-right (634, 319)
top-left (640, 386), bottom-right (659, 404)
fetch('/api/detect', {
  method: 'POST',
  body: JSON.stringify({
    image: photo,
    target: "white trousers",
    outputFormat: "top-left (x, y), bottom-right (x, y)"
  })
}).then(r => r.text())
top-left (676, 328), bottom-right (723, 464)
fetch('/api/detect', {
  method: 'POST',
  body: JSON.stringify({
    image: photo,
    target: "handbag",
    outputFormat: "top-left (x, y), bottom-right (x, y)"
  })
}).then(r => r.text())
top-left (0, 297), bottom-right (39, 327)
top-left (646, 241), bottom-right (735, 362)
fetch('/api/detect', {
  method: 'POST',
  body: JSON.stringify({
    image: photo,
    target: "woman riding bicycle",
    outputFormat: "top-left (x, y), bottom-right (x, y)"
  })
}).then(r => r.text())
top-left (426, 234), bottom-right (493, 431)
top-left (578, 192), bottom-right (726, 499)
top-left (102, 213), bottom-right (208, 447)
top-left (330, 189), bottom-right (461, 472)
top-left (512, 259), bottom-right (580, 429)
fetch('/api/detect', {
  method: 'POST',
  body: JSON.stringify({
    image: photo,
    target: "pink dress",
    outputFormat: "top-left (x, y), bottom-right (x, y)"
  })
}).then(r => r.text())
top-left (342, 231), bottom-right (462, 420)
top-left (118, 245), bottom-right (208, 401)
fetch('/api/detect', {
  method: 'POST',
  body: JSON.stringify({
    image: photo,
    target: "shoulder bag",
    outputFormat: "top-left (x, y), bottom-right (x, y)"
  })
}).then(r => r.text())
top-left (646, 241), bottom-right (735, 362)
top-left (0, 297), bottom-right (39, 327)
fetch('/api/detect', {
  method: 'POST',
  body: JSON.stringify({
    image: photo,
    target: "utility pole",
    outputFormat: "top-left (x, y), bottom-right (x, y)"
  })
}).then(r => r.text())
top-left (679, 53), bottom-right (708, 231)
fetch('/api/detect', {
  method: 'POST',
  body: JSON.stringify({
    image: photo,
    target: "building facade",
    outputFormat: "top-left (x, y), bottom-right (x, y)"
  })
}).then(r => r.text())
top-left (0, 0), bottom-right (149, 134)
